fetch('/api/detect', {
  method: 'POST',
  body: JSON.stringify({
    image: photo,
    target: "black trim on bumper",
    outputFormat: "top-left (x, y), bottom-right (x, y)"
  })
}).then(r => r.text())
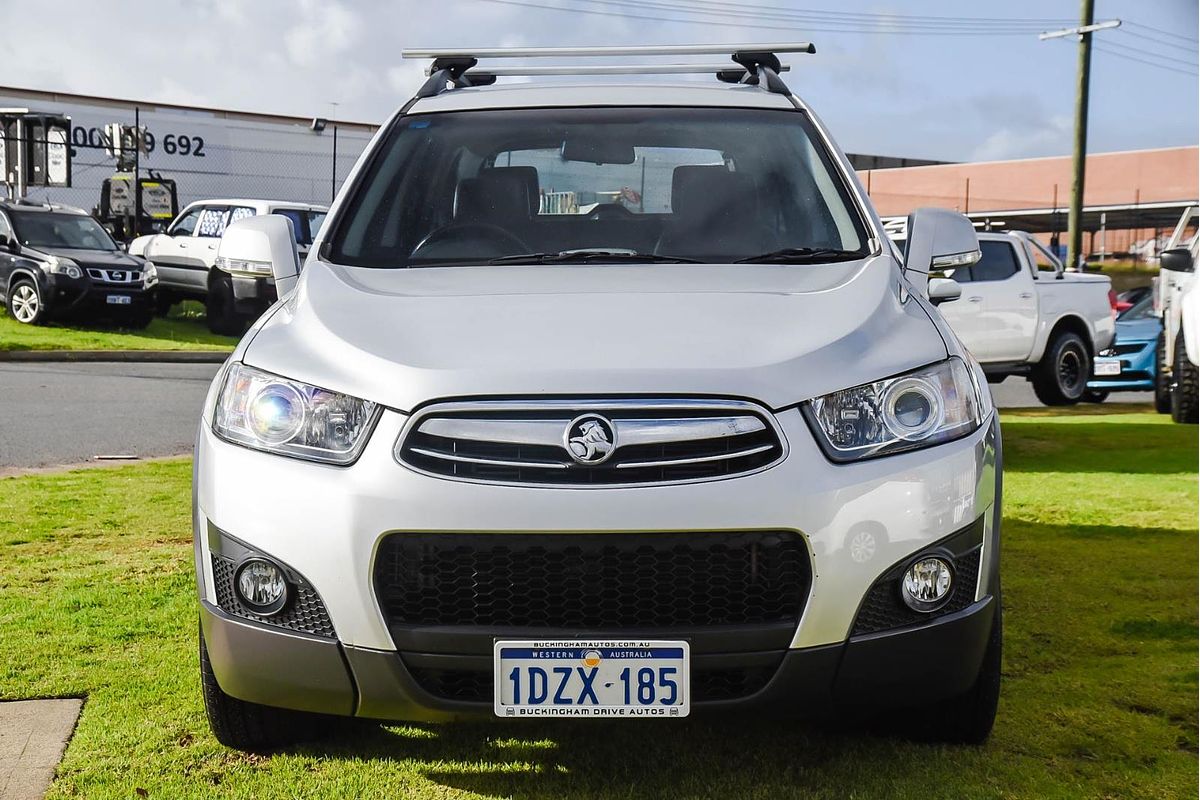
top-left (200, 601), bottom-right (355, 716)
top-left (198, 593), bottom-right (996, 723)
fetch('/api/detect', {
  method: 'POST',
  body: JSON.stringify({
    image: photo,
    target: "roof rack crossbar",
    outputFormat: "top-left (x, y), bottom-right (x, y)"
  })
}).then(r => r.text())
top-left (454, 63), bottom-right (792, 78)
top-left (402, 43), bottom-right (815, 60)
top-left (405, 43), bottom-right (813, 100)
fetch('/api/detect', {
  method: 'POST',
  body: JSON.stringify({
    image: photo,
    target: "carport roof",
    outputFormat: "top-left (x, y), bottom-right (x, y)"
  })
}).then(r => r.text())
top-left (884, 200), bottom-right (1197, 234)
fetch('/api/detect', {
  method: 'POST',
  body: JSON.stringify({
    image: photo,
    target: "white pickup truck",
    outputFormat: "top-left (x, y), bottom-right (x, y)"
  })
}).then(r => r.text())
top-left (892, 228), bottom-right (1115, 405)
top-left (1154, 206), bottom-right (1198, 423)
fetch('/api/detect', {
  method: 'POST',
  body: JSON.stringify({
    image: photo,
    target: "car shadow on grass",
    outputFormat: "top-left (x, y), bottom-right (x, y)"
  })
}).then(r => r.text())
top-left (300, 716), bottom-right (924, 799)
top-left (1002, 420), bottom-right (1197, 474)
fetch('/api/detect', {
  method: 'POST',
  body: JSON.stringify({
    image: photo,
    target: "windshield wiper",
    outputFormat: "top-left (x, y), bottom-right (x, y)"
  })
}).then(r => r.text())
top-left (490, 248), bottom-right (701, 265)
top-left (734, 247), bottom-right (865, 264)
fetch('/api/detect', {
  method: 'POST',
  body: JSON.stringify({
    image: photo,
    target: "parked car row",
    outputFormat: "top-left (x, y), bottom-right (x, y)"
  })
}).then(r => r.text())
top-left (1, 197), bottom-right (325, 333)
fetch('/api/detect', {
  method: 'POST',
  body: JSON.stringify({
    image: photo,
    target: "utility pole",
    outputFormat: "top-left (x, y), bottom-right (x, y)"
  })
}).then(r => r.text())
top-left (1039, 12), bottom-right (1120, 270)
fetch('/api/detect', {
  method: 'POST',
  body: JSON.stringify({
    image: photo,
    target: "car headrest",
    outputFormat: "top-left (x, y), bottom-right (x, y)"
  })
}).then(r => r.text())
top-left (670, 165), bottom-right (757, 222)
top-left (455, 167), bottom-right (541, 222)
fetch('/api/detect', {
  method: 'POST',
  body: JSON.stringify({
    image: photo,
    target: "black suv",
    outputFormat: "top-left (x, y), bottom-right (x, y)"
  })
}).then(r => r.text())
top-left (0, 200), bottom-right (157, 327)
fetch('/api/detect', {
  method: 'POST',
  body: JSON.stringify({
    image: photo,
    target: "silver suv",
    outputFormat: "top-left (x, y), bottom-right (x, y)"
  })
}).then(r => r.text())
top-left (194, 44), bottom-right (1002, 751)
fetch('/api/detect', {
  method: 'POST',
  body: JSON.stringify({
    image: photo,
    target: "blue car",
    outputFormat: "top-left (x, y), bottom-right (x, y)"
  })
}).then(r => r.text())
top-left (1087, 292), bottom-right (1162, 398)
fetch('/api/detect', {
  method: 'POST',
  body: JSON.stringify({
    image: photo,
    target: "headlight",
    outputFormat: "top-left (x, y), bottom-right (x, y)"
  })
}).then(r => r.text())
top-left (804, 358), bottom-right (984, 462)
top-left (213, 363), bottom-right (379, 464)
top-left (142, 262), bottom-right (158, 287)
top-left (44, 255), bottom-right (81, 280)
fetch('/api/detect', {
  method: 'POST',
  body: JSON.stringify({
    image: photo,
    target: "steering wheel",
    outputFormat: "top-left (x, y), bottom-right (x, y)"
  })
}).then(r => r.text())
top-left (411, 223), bottom-right (528, 257)
top-left (586, 203), bottom-right (634, 221)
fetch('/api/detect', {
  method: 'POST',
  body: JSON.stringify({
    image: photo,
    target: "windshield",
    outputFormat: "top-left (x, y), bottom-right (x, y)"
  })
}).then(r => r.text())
top-left (11, 211), bottom-right (117, 251)
top-left (1119, 291), bottom-right (1155, 321)
top-left (328, 107), bottom-right (869, 268)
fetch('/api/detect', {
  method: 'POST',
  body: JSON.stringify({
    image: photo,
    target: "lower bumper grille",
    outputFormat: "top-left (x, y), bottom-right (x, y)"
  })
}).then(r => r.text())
top-left (374, 531), bottom-right (810, 630)
top-left (850, 517), bottom-right (985, 637)
top-left (211, 554), bottom-right (335, 638)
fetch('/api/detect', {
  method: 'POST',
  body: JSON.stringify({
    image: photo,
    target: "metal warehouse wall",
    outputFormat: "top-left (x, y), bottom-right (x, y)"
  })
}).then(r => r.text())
top-left (0, 87), bottom-right (378, 212)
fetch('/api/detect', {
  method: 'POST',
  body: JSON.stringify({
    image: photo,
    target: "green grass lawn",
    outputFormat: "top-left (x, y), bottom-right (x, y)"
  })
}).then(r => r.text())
top-left (0, 408), bottom-right (1194, 798)
top-left (0, 301), bottom-right (236, 351)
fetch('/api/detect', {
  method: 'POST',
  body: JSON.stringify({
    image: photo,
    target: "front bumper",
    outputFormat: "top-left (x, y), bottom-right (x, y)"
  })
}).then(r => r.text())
top-left (45, 275), bottom-right (153, 316)
top-left (195, 402), bottom-right (1000, 722)
top-left (1087, 342), bottom-right (1156, 392)
top-left (200, 594), bottom-right (997, 722)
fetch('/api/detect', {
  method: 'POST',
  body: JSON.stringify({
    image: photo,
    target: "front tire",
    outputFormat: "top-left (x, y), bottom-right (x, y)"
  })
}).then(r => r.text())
top-left (206, 272), bottom-right (246, 336)
top-left (1154, 333), bottom-right (1172, 413)
top-left (6, 278), bottom-right (47, 325)
top-left (936, 606), bottom-right (1003, 744)
top-left (1031, 331), bottom-right (1090, 406)
top-left (1170, 331), bottom-right (1198, 424)
top-left (200, 630), bottom-right (327, 752)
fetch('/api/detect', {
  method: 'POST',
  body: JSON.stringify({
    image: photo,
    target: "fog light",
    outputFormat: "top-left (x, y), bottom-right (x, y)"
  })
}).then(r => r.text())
top-left (901, 556), bottom-right (953, 612)
top-left (234, 558), bottom-right (288, 615)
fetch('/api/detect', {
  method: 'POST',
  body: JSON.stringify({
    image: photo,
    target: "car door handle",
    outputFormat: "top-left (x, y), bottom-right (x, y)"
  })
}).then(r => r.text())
top-left (968, 296), bottom-right (983, 303)
top-left (179, 242), bottom-right (188, 249)
top-left (1019, 292), bottom-right (1034, 299)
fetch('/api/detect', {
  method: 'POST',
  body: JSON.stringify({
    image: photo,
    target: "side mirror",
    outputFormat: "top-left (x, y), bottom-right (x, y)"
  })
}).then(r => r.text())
top-left (1160, 247), bottom-right (1194, 273)
top-left (218, 215), bottom-right (301, 297)
top-left (928, 277), bottom-right (963, 306)
top-left (0, 234), bottom-right (16, 253)
top-left (903, 208), bottom-right (980, 299)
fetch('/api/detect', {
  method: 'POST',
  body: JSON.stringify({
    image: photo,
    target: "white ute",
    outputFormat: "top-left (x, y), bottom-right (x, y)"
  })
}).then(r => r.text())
top-left (129, 199), bottom-right (327, 334)
top-left (193, 44), bottom-right (1004, 752)
top-left (893, 228), bottom-right (1115, 405)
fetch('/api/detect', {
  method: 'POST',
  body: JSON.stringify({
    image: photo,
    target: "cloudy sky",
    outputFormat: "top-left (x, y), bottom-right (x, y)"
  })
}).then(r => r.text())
top-left (2, 0), bottom-right (1196, 161)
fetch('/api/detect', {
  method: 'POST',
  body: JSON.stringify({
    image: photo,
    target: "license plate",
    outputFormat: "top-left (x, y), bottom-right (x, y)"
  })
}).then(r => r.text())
top-left (1094, 358), bottom-right (1121, 376)
top-left (106, 295), bottom-right (132, 305)
top-left (494, 640), bottom-right (690, 718)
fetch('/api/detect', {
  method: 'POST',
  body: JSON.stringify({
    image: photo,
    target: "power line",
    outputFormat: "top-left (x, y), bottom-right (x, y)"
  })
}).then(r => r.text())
top-left (584, 0), bottom-right (1063, 32)
top-left (627, 0), bottom-right (1071, 28)
top-left (1125, 20), bottom-right (1199, 46)
top-left (477, 0), bottom-right (1074, 36)
top-left (1115, 26), bottom-right (1198, 55)
top-left (1093, 42), bottom-right (1197, 76)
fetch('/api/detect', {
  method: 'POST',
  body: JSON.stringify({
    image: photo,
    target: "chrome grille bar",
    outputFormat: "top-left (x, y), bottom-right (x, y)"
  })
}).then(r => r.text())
top-left (397, 398), bottom-right (787, 488)
top-left (407, 447), bottom-right (568, 470)
top-left (615, 444), bottom-right (775, 470)
top-left (416, 415), bottom-right (766, 448)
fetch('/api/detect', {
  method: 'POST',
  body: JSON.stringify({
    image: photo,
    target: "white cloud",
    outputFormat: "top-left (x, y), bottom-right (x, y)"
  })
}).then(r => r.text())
top-left (970, 113), bottom-right (1072, 161)
top-left (284, 0), bottom-right (362, 67)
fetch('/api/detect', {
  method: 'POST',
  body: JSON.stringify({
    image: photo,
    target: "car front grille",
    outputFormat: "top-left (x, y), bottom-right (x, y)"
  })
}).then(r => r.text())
top-left (407, 662), bottom-right (777, 704)
top-left (85, 267), bottom-right (142, 285)
top-left (1111, 342), bottom-right (1150, 356)
top-left (374, 531), bottom-right (809, 630)
top-left (396, 399), bottom-right (785, 487)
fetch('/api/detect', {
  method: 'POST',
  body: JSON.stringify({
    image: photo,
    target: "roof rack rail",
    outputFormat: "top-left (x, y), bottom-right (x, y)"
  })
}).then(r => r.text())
top-left (402, 43), bottom-right (814, 100)
top-left (451, 63), bottom-right (792, 77)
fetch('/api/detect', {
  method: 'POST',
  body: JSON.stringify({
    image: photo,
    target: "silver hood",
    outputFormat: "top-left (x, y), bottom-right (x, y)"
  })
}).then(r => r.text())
top-left (242, 256), bottom-right (947, 412)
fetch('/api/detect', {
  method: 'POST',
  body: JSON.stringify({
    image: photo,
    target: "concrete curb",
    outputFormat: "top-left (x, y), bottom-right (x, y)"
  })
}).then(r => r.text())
top-left (0, 350), bottom-right (230, 363)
